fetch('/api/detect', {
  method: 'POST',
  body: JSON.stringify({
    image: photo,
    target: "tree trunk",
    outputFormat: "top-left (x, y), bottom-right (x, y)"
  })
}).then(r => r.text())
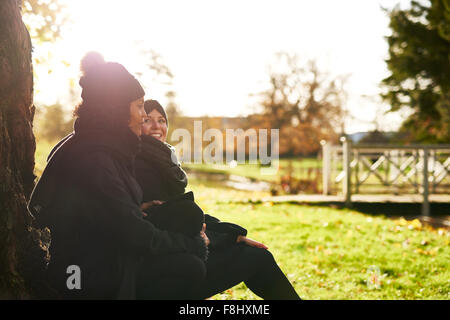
top-left (0, 0), bottom-right (49, 298)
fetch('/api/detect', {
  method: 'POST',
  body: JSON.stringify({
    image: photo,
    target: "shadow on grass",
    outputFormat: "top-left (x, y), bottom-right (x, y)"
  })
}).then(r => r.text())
top-left (250, 200), bottom-right (450, 229)
top-left (347, 202), bottom-right (450, 229)
top-left (345, 202), bottom-right (448, 217)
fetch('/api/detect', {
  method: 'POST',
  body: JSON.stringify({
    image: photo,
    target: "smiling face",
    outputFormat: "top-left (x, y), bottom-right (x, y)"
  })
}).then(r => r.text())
top-left (142, 108), bottom-right (168, 142)
top-left (128, 97), bottom-right (146, 136)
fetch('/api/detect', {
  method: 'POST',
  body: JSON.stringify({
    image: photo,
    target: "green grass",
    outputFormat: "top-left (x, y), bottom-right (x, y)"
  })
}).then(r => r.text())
top-left (34, 138), bottom-right (55, 178)
top-left (187, 180), bottom-right (450, 300)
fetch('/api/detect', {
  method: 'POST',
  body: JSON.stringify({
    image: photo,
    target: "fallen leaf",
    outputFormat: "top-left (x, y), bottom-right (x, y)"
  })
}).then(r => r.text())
top-left (314, 269), bottom-right (325, 276)
top-left (410, 219), bottom-right (422, 230)
top-left (396, 217), bottom-right (408, 226)
top-left (429, 247), bottom-right (439, 256)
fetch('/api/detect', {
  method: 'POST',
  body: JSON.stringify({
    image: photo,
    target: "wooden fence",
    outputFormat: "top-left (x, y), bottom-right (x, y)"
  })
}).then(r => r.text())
top-left (321, 138), bottom-right (450, 216)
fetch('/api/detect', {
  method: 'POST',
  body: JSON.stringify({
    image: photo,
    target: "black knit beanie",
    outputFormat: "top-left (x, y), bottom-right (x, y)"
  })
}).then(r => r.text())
top-left (144, 99), bottom-right (168, 127)
top-left (78, 52), bottom-right (145, 116)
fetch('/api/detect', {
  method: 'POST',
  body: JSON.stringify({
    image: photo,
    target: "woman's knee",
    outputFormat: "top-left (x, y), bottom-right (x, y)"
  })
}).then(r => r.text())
top-left (240, 245), bottom-right (276, 268)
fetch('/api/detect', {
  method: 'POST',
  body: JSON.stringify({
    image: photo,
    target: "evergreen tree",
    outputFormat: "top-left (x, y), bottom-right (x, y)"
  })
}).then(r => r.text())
top-left (382, 0), bottom-right (450, 143)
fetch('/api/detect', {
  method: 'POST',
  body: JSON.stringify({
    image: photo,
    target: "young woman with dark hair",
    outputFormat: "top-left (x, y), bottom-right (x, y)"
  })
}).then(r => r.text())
top-left (135, 100), bottom-right (301, 300)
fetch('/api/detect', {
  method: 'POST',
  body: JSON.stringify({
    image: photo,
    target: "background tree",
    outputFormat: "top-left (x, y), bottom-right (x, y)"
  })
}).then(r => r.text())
top-left (381, 0), bottom-right (450, 143)
top-left (164, 89), bottom-right (183, 144)
top-left (21, 0), bottom-right (67, 43)
top-left (135, 44), bottom-right (175, 95)
top-left (135, 43), bottom-right (183, 142)
top-left (254, 52), bottom-right (348, 155)
top-left (34, 103), bottom-right (73, 143)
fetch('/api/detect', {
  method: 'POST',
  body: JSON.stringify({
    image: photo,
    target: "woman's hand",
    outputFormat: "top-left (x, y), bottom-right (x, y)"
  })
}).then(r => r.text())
top-left (236, 235), bottom-right (268, 249)
top-left (140, 200), bottom-right (165, 217)
top-left (200, 223), bottom-right (210, 247)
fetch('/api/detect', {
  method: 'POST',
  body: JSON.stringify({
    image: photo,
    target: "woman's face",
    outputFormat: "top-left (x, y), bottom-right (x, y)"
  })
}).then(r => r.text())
top-left (142, 109), bottom-right (168, 142)
top-left (128, 97), bottom-right (146, 136)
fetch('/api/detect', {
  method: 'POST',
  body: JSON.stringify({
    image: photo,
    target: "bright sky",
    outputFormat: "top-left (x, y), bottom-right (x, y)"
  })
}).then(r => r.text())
top-left (33, 0), bottom-right (414, 133)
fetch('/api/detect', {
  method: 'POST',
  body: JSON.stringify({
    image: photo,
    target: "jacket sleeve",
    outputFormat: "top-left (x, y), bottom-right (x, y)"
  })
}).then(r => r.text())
top-left (204, 214), bottom-right (247, 238)
top-left (205, 229), bottom-right (238, 249)
top-left (79, 152), bottom-right (207, 260)
top-left (134, 157), bottom-right (168, 201)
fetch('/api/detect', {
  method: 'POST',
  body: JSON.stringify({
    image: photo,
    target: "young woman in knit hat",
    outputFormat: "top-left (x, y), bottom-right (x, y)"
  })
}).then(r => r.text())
top-left (135, 100), bottom-right (301, 300)
top-left (28, 53), bottom-right (208, 299)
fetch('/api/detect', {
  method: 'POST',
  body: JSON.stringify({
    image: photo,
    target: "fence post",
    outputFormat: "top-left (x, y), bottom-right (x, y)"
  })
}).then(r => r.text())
top-left (422, 147), bottom-right (430, 216)
top-left (321, 140), bottom-right (331, 195)
top-left (341, 136), bottom-right (352, 206)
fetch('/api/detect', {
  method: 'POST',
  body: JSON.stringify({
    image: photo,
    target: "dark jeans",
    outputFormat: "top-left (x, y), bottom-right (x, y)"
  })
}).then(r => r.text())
top-left (136, 243), bottom-right (301, 300)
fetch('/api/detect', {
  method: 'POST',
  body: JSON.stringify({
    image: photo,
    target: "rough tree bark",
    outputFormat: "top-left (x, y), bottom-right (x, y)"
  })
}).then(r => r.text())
top-left (0, 0), bottom-right (49, 298)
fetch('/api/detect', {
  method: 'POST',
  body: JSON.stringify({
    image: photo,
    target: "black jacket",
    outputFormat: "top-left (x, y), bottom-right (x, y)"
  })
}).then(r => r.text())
top-left (135, 136), bottom-right (247, 250)
top-left (28, 120), bottom-right (207, 299)
top-left (134, 135), bottom-right (187, 202)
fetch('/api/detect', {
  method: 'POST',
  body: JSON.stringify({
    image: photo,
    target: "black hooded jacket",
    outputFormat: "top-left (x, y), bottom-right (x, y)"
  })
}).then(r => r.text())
top-left (135, 135), bottom-right (247, 250)
top-left (28, 119), bottom-right (207, 299)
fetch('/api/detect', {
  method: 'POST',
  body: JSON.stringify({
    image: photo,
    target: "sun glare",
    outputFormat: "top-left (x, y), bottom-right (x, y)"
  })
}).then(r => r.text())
top-left (32, 0), bottom-right (407, 132)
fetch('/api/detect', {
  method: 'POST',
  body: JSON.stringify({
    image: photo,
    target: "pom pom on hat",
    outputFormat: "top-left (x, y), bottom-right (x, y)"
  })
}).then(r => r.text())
top-left (80, 51), bottom-right (105, 76)
top-left (78, 51), bottom-right (145, 107)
